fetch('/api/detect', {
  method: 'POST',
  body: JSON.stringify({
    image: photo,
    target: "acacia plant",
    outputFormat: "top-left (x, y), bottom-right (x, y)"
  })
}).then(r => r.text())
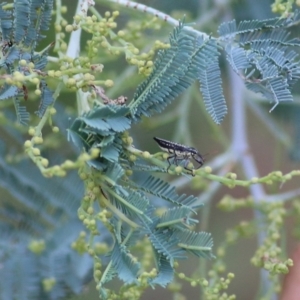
top-left (1, 0), bottom-right (300, 299)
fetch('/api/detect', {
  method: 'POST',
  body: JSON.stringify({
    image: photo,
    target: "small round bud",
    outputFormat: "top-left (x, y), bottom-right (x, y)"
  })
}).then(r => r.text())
top-left (202, 280), bottom-right (209, 286)
top-left (28, 127), bottom-right (35, 136)
top-left (191, 281), bottom-right (197, 287)
top-left (204, 166), bottom-right (212, 173)
top-left (41, 158), bottom-right (49, 167)
top-left (129, 155), bottom-right (136, 162)
top-left (32, 148), bottom-right (41, 156)
top-left (24, 140), bottom-right (32, 148)
top-left (52, 126), bottom-right (59, 133)
top-left (125, 170), bottom-right (133, 176)
top-left (61, 6), bottom-right (67, 13)
top-left (175, 166), bottom-right (182, 174)
top-left (65, 24), bottom-right (73, 32)
top-left (142, 151), bottom-right (151, 158)
top-left (54, 71), bottom-right (62, 77)
top-left (32, 78), bottom-right (40, 85)
top-left (88, 249), bottom-right (95, 256)
top-left (19, 59), bottom-right (27, 66)
top-left (33, 136), bottom-right (43, 144)
top-left (104, 79), bottom-right (114, 87)
top-left (90, 148), bottom-right (100, 158)
top-left (162, 153), bottom-right (169, 159)
top-left (63, 160), bottom-right (74, 168)
top-left (92, 187), bottom-right (100, 195)
top-left (48, 70), bottom-right (55, 77)
top-left (55, 24), bottom-right (62, 32)
top-left (87, 207), bottom-right (94, 214)
top-left (230, 173), bottom-right (237, 180)
top-left (35, 89), bottom-right (42, 96)
top-left (94, 269), bottom-right (102, 278)
top-left (117, 30), bottom-right (125, 37)
top-left (50, 107), bottom-right (56, 115)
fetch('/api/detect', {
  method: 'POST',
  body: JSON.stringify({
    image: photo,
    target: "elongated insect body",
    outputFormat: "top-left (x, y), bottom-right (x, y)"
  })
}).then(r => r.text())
top-left (153, 137), bottom-right (204, 172)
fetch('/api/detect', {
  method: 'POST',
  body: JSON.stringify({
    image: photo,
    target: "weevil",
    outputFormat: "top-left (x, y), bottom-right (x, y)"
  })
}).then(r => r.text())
top-left (153, 137), bottom-right (204, 173)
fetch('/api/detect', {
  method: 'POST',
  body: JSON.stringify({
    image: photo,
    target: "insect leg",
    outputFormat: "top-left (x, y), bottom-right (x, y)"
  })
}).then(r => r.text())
top-left (183, 159), bottom-right (192, 171)
top-left (192, 153), bottom-right (204, 169)
top-left (167, 154), bottom-right (175, 172)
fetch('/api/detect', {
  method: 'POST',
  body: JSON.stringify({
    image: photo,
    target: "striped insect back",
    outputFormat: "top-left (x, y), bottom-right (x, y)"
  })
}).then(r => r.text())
top-left (153, 137), bottom-right (204, 172)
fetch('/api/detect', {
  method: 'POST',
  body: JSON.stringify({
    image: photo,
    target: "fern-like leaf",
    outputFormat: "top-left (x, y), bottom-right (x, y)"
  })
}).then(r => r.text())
top-left (105, 162), bottom-right (125, 182)
top-left (218, 12), bottom-right (300, 39)
top-left (13, 97), bottom-right (29, 125)
top-left (80, 105), bottom-right (131, 133)
top-left (176, 229), bottom-right (214, 259)
top-left (140, 214), bottom-right (186, 264)
top-left (4, 45), bottom-right (20, 65)
top-left (137, 175), bottom-right (200, 209)
top-left (156, 206), bottom-right (198, 230)
top-left (106, 186), bottom-right (150, 221)
top-left (0, 3), bottom-right (13, 40)
top-left (197, 39), bottom-right (227, 124)
top-left (13, 0), bottom-right (30, 44)
top-left (36, 81), bottom-right (54, 117)
top-left (225, 45), bottom-right (252, 73)
top-left (24, 0), bottom-right (53, 48)
top-left (149, 253), bottom-right (174, 287)
top-left (111, 241), bottom-right (140, 284)
top-left (268, 77), bottom-right (293, 111)
top-left (0, 84), bottom-right (18, 100)
top-left (98, 263), bottom-right (117, 300)
top-left (129, 23), bottom-right (199, 119)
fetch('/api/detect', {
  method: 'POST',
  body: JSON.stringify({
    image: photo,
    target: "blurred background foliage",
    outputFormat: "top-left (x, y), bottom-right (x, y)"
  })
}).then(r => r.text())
top-left (1, 0), bottom-right (300, 299)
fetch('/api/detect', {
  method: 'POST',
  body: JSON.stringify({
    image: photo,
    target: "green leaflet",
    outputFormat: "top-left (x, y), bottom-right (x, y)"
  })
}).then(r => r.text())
top-left (137, 175), bottom-right (201, 209)
top-left (218, 10), bottom-right (300, 39)
top-left (141, 214), bottom-right (187, 265)
top-left (35, 81), bottom-right (54, 117)
top-left (68, 105), bottom-right (131, 168)
top-left (0, 84), bottom-right (18, 100)
top-left (176, 229), bottom-right (214, 259)
top-left (13, 0), bottom-right (31, 44)
top-left (149, 252), bottom-right (174, 287)
top-left (196, 39), bottom-right (227, 124)
top-left (0, 4), bottom-right (13, 40)
top-left (110, 241), bottom-right (140, 284)
top-left (98, 262), bottom-right (117, 299)
top-left (13, 97), bottom-right (29, 125)
top-left (156, 206), bottom-right (198, 230)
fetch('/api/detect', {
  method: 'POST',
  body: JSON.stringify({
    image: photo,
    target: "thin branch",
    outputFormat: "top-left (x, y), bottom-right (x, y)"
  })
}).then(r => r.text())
top-left (106, 0), bottom-right (210, 39)
top-left (67, 0), bottom-right (93, 114)
top-left (228, 65), bottom-right (274, 298)
top-left (266, 188), bottom-right (300, 202)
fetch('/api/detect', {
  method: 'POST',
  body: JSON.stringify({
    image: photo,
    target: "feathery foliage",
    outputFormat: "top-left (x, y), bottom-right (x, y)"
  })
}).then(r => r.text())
top-left (2, 2), bottom-right (300, 299)
top-left (68, 103), bottom-right (214, 296)
top-left (0, 147), bottom-right (92, 300)
top-left (129, 23), bottom-right (227, 124)
top-left (218, 10), bottom-right (300, 111)
top-left (0, 0), bottom-right (54, 123)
